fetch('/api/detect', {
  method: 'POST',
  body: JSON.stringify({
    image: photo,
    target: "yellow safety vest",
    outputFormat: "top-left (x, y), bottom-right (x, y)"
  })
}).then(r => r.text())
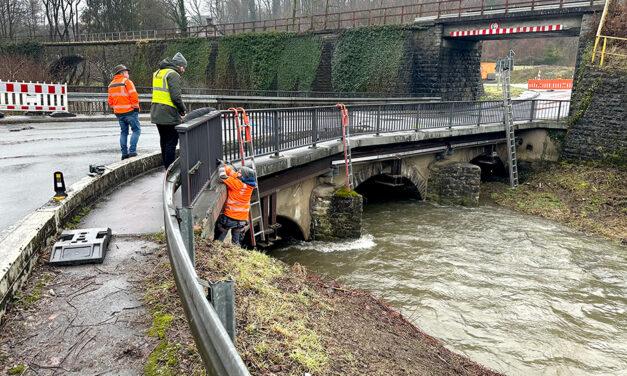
top-left (152, 68), bottom-right (176, 108)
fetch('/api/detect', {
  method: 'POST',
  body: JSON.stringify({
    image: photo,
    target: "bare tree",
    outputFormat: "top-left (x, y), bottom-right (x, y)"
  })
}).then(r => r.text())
top-left (42, 0), bottom-right (81, 41)
top-left (0, 0), bottom-right (27, 40)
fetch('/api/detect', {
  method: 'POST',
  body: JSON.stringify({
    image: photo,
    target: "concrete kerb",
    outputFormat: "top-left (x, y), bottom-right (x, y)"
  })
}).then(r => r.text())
top-left (0, 151), bottom-right (162, 320)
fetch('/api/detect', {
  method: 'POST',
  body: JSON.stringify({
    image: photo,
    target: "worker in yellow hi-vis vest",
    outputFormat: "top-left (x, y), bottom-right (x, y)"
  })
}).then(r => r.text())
top-left (150, 52), bottom-right (187, 169)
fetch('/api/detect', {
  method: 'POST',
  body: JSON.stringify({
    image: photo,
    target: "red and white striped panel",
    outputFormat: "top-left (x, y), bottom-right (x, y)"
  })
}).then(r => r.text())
top-left (0, 81), bottom-right (68, 112)
top-left (450, 25), bottom-right (563, 37)
top-left (0, 82), bottom-right (66, 95)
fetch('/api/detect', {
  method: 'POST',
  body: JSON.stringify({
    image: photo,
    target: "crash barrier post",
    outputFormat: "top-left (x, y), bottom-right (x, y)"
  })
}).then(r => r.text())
top-left (527, 79), bottom-right (573, 90)
top-left (0, 81), bottom-right (68, 112)
top-left (163, 158), bottom-right (250, 376)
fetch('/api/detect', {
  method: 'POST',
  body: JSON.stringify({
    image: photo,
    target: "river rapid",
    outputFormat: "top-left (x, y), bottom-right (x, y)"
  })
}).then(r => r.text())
top-left (270, 200), bottom-right (626, 375)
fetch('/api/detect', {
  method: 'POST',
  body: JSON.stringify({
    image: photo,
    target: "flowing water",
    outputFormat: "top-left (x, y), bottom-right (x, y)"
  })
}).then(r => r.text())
top-left (270, 201), bottom-right (626, 375)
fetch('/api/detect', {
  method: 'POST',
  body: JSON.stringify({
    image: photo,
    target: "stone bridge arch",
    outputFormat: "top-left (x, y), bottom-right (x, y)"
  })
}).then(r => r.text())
top-left (351, 160), bottom-right (428, 199)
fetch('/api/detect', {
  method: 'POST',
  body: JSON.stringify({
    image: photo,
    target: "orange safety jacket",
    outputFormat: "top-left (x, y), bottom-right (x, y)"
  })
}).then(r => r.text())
top-left (107, 75), bottom-right (139, 114)
top-left (219, 164), bottom-right (254, 221)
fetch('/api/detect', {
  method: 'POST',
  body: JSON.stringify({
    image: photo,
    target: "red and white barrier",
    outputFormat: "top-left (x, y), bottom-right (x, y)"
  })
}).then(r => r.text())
top-left (528, 79), bottom-right (573, 90)
top-left (0, 81), bottom-right (68, 112)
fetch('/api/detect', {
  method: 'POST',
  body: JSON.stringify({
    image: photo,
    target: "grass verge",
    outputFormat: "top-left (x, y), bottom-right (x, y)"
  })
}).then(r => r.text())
top-left (481, 84), bottom-right (526, 100)
top-left (483, 162), bottom-right (626, 242)
top-left (144, 238), bottom-right (501, 375)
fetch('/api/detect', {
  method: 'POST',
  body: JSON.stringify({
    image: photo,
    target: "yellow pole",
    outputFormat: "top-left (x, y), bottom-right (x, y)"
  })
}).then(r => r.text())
top-left (600, 37), bottom-right (608, 66)
top-left (592, 0), bottom-right (612, 63)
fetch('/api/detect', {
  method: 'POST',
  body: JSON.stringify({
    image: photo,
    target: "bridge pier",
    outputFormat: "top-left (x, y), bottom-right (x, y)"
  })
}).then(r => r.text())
top-left (310, 184), bottom-right (363, 241)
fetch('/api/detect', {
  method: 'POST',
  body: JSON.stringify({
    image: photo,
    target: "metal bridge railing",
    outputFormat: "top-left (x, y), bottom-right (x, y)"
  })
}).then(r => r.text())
top-left (219, 99), bottom-right (570, 161)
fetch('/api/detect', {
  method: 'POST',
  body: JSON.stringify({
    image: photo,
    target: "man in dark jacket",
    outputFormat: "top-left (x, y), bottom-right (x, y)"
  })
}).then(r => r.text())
top-left (150, 52), bottom-right (187, 169)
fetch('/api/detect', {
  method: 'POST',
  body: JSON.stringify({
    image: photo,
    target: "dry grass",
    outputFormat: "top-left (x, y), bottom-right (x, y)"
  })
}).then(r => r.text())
top-left (483, 162), bottom-right (626, 242)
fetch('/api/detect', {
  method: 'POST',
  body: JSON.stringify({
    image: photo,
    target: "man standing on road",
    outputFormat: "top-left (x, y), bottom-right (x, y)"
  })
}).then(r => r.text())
top-left (150, 52), bottom-right (187, 169)
top-left (215, 163), bottom-right (256, 247)
top-left (108, 64), bottom-right (140, 160)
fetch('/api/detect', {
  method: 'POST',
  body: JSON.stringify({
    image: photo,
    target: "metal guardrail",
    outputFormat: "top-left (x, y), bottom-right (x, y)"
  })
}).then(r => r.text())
top-left (67, 85), bottom-right (432, 98)
top-left (66, 91), bottom-right (440, 114)
top-left (163, 158), bottom-right (250, 376)
top-left (2, 0), bottom-right (602, 43)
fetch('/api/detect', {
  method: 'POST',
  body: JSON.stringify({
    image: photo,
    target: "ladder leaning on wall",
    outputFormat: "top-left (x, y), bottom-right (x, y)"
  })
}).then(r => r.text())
top-left (336, 103), bottom-right (355, 192)
top-left (501, 50), bottom-right (519, 189)
top-left (228, 107), bottom-right (266, 247)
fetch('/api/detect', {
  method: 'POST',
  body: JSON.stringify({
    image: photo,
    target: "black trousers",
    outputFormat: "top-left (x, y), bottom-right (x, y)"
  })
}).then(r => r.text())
top-left (156, 124), bottom-right (179, 169)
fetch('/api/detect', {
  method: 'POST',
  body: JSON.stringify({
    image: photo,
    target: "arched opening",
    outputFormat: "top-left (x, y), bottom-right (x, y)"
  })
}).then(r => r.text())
top-left (242, 215), bottom-right (305, 248)
top-left (275, 215), bottom-right (305, 241)
top-left (355, 175), bottom-right (421, 205)
top-left (470, 154), bottom-right (507, 181)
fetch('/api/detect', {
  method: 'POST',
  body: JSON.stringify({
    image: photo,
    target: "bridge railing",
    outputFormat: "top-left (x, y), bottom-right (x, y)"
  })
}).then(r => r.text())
top-left (220, 99), bottom-right (570, 161)
top-left (1, 0), bottom-right (602, 43)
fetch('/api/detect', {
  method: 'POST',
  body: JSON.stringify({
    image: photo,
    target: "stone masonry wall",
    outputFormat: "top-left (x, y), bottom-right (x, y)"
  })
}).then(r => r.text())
top-left (42, 25), bottom-right (482, 100)
top-left (426, 163), bottom-right (481, 206)
top-left (310, 184), bottom-right (362, 241)
top-left (563, 67), bottom-right (627, 163)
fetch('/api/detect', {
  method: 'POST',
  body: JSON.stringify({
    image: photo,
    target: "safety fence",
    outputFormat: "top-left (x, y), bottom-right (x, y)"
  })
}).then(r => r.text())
top-left (2, 0), bottom-right (602, 43)
top-left (528, 79), bottom-right (573, 89)
top-left (0, 81), bottom-right (68, 112)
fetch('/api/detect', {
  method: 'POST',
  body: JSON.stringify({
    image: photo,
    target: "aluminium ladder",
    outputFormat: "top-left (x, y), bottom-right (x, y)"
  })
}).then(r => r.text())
top-left (228, 107), bottom-right (266, 247)
top-left (501, 50), bottom-right (519, 189)
top-left (337, 103), bottom-right (355, 191)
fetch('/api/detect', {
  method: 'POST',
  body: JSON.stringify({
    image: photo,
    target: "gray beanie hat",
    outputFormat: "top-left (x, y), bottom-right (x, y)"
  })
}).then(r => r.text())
top-left (239, 167), bottom-right (256, 179)
top-left (172, 52), bottom-right (187, 68)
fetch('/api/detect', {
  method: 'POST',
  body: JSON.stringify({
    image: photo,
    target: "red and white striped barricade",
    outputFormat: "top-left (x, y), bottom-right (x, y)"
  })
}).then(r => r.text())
top-left (0, 81), bottom-right (68, 112)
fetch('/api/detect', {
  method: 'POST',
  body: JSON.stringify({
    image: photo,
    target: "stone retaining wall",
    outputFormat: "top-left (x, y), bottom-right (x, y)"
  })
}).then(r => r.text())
top-left (563, 66), bottom-right (627, 163)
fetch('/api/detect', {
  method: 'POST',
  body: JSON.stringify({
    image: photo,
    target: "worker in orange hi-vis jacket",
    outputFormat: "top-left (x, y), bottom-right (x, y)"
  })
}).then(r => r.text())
top-left (216, 163), bottom-right (256, 246)
top-left (108, 64), bottom-right (141, 160)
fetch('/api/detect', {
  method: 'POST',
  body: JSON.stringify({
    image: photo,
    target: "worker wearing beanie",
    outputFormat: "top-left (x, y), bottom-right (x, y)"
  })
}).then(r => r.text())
top-left (150, 52), bottom-right (188, 169)
top-left (216, 163), bottom-right (256, 246)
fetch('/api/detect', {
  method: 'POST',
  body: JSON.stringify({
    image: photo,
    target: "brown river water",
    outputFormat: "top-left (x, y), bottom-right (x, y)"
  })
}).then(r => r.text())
top-left (270, 200), bottom-right (626, 375)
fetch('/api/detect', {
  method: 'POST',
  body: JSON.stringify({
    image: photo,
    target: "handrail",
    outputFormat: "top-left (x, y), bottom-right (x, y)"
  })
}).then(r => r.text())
top-left (163, 158), bottom-right (250, 376)
top-left (1, 0), bottom-right (603, 43)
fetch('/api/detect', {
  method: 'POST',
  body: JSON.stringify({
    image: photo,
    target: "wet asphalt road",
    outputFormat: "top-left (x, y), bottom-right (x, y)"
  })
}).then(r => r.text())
top-left (0, 120), bottom-right (161, 233)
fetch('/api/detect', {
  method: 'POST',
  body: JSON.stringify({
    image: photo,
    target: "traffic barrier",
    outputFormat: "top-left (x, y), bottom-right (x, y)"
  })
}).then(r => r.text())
top-left (527, 79), bottom-right (573, 90)
top-left (0, 81), bottom-right (68, 112)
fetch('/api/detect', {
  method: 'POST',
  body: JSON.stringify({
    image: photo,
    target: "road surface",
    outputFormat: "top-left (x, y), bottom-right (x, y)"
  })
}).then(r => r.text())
top-left (0, 120), bottom-right (160, 233)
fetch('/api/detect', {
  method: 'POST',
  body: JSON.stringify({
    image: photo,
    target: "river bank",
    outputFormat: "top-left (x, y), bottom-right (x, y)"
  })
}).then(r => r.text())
top-left (482, 162), bottom-right (626, 243)
top-left (145, 238), bottom-right (501, 376)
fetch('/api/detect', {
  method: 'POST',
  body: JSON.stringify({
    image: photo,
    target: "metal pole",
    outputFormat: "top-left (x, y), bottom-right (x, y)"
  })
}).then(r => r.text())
top-left (180, 207), bottom-right (195, 265)
top-left (448, 103), bottom-right (454, 128)
top-left (311, 108), bottom-right (318, 147)
top-left (477, 102), bottom-right (482, 126)
top-left (376, 105), bottom-right (381, 136)
top-left (273, 111), bottom-right (281, 157)
top-left (557, 101), bottom-right (563, 119)
top-left (529, 100), bottom-right (536, 122)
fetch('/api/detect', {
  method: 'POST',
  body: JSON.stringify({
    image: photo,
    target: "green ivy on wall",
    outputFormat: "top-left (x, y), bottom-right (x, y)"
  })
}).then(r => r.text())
top-left (276, 35), bottom-right (321, 91)
top-left (331, 26), bottom-right (407, 92)
top-left (163, 38), bottom-right (214, 87)
top-left (0, 41), bottom-right (44, 59)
